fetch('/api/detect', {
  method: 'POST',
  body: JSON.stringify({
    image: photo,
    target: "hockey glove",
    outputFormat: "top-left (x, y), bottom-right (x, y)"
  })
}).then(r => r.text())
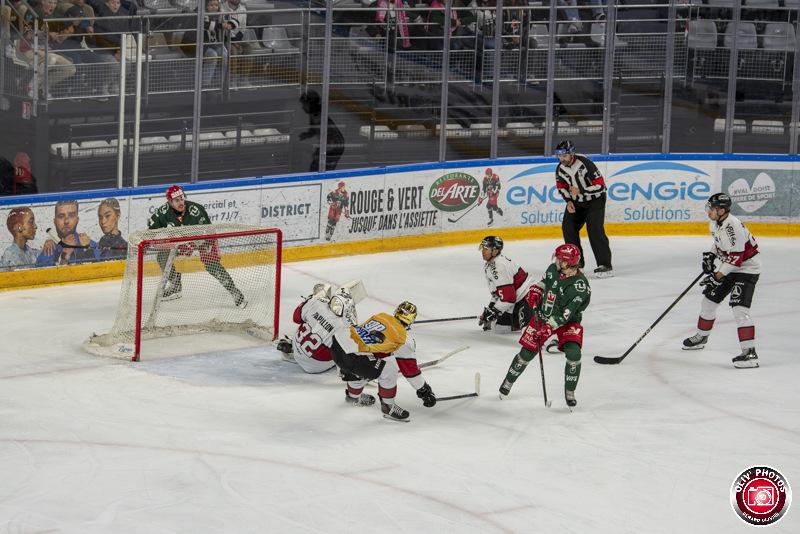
top-left (368, 330), bottom-right (385, 343)
top-left (701, 252), bottom-right (716, 275)
top-left (527, 285), bottom-right (544, 309)
top-left (700, 274), bottom-right (723, 292)
top-left (479, 304), bottom-right (498, 331)
top-left (276, 335), bottom-right (293, 354)
top-left (416, 383), bottom-right (437, 407)
top-left (534, 318), bottom-right (554, 344)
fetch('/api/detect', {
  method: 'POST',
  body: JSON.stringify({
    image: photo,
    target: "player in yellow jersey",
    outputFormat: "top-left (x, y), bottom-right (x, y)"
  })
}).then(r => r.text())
top-left (331, 301), bottom-right (436, 422)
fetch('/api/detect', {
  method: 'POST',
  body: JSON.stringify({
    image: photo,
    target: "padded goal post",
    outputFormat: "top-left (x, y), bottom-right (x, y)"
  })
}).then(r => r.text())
top-left (84, 224), bottom-right (282, 361)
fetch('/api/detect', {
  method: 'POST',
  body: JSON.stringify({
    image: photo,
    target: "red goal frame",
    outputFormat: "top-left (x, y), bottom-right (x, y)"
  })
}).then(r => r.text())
top-left (133, 228), bottom-right (282, 362)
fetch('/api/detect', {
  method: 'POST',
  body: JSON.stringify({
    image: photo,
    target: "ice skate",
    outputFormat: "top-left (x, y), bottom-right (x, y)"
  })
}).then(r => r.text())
top-left (732, 348), bottom-right (759, 369)
top-left (231, 287), bottom-right (247, 309)
top-left (593, 265), bottom-right (613, 278)
top-left (682, 333), bottom-right (708, 350)
top-left (162, 278), bottom-right (182, 301)
top-left (499, 380), bottom-right (512, 399)
top-left (565, 389), bottom-right (577, 408)
top-left (345, 391), bottom-right (376, 406)
top-left (381, 401), bottom-right (410, 422)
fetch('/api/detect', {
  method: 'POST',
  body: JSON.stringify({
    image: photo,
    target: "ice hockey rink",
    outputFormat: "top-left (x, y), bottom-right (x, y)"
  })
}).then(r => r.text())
top-left (1, 235), bottom-right (798, 533)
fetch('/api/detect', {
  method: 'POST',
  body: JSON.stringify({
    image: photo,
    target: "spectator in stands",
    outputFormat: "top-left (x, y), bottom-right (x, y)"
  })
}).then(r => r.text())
top-left (450, 0), bottom-right (476, 51)
top-left (93, 0), bottom-right (131, 94)
top-left (1, 0), bottom-right (32, 45)
top-left (220, 0), bottom-right (254, 56)
top-left (36, 199), bottom-right (100, 266)
top-left (558, 1), bottom-right (605, 34)
top-left (181, 0), bottom-right (232, 86)
top-left (425, 0), bottom-right (460, 50)
top-left (0, 157), bottom-right (15, 195)
top-left (376, 0), bottom-right (411, 51)
top-left (0, 207), bottom-right (40, 271)
top-left (474, 0), bottom-right (497, 49)
top-left (13, 152), bottom-right (37, 195)
top-left (50, 5), bottom-right (113, 97)
top-left (299, 89), bottom-right (344, 172)
top-left (97, 197), bottom-right (127, 259)
top-left (18, 0), bottom-right (77, 98)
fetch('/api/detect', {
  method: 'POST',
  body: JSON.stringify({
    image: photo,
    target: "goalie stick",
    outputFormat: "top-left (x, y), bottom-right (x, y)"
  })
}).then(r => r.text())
top-left (437, 372), bottom-right (481, 402)
top-left (418, 345), bottom-right (469, 369)
top-left (593, 272), bottom-right (705, 365)
top-left (416, 315), bottom-right (477, 325)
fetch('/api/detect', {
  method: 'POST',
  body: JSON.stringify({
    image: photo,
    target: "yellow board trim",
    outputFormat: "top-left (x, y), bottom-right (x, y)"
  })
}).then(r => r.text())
top-left (1, 222), bottom-right (798, 291)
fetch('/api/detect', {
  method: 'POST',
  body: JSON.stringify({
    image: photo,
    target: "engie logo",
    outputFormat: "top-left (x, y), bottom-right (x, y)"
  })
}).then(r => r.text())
top-left (606, 162), bottom-right (711, 202)
top-left (727, 172), bottom-right (776, 213)
top-left (429, 172), bottom-right (481, 212)
top-left (504, 161), bottom-right (711, 205)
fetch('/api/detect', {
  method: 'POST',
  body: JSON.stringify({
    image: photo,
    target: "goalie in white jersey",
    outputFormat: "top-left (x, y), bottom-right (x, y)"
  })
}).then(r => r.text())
top-left (683, 193), bottom-right (761, 368)
top-left (278, 285), bottom-right (357, 374)
top-left (478, 236), bottom-right (534, 332)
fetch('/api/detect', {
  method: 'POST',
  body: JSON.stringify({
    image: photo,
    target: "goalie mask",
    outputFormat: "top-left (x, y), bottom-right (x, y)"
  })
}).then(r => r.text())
top-left (329, 292), bottom-right (357, 325)
top-left (394, 301), bottom-right (418, 327)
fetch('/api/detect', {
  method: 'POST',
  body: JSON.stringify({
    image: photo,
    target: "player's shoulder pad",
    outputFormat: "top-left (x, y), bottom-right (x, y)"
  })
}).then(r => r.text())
top-left (373, 312), bottom-right (408, 344)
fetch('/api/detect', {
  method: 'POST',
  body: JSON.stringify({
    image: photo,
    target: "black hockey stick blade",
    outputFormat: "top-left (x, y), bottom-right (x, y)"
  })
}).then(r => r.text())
top-left (593, 355), bottom-right (623, 365)
top-left (592, 272), bottom-right (705, 365)
top-left (419, 345), bottom-right (469, 369)
top-left (416, 315), bottom-right (478, 325)
top-left (438, 372), bottom-right (480, 402)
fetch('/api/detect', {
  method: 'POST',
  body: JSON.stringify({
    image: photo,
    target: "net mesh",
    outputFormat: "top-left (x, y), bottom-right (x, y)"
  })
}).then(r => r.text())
top-left (84, 224), bottom-right (280, 360)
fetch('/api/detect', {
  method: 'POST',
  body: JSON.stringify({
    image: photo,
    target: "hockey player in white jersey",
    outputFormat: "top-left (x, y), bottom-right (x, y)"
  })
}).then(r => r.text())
top-left (478, 236), bottom-right (533, 332)
top-left (277, 285), bottom-right (356, 374)
top-left (683, 193), bottom-right (761, 368)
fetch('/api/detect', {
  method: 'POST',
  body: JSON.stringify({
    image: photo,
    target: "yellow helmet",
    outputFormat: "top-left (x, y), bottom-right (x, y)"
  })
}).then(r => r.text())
top-left (394, 301), bottom-right (418, 327)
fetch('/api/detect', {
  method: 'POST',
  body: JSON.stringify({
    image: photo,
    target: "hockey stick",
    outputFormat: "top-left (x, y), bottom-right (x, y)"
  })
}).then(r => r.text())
top-left (538, 346), bottom-right (552, 408)
top-left (416, 315), bottom-right (478, 325)
top-left (446, 198), bottom-right (483, 223)
top-left (437, 372), bottom-right (481, 402)
top-left (419, 345), bottom-right (469, 369)
top-left (593, 272), bottom-right (705, 365)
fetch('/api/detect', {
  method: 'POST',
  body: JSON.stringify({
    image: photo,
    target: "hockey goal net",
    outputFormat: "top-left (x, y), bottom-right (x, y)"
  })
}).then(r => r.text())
top-left (84, 224), bottom-right (282, 361)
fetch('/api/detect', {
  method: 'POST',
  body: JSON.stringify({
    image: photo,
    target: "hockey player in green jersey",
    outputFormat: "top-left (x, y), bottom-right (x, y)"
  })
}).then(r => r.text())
top-left (148, 185), bottom-right (246, 308)
top-left (499, 243), bottom-right (590, 407)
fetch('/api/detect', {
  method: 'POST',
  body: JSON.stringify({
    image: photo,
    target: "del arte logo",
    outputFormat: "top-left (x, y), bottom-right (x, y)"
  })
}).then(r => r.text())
top-left (730, 465), bottom-right (792, 526)
top-left (428, 172), bottom-right (481, 212)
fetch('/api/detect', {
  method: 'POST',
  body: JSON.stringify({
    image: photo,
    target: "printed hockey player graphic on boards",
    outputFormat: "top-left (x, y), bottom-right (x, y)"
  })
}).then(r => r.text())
top-left (481, 168), bottom-right (504, 227)
top-left (325, 181), bottom-right (350, 241)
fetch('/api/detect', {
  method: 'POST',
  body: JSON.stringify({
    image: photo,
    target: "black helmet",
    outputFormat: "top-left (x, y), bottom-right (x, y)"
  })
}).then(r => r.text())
top-left (480, 235), bottom-right (504, 252)
top-left (555, 140), bottom-right (576, 155)
top-left (706, 193), bottom-right (732, 211)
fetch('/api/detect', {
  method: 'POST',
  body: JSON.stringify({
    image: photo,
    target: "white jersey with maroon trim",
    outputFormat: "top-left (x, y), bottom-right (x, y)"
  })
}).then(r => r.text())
top-left (710, 214), bottom-right (761, 276)
top-left (484, 254), bottom-right (533, 314)
top-left (292, 298), bottom-right (351, 367)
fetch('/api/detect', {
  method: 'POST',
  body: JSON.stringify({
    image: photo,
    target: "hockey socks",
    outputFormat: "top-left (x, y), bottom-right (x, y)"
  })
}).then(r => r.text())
top-left (500, 348), bottom-right (536, 395)
top-left (563, 342), bottom-right (581, 392)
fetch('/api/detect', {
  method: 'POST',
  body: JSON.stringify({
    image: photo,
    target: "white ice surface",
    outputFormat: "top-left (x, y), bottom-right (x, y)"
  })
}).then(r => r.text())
top-left (1, 236), bottom-right (798, 533)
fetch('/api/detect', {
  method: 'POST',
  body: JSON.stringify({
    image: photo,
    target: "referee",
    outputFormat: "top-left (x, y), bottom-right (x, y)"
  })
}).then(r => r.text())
top-left (554, 140), bottom-right (613, 277)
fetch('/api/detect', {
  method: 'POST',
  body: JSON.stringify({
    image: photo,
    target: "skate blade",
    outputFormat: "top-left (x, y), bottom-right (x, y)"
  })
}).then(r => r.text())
top-left (681, 345), bottom-right (706, 351)
top-left (594, 271), bottom-right (614, 279)
top-left (161, 292), bottom-right (182, 301)
top-left (382, 414), bottom-right (411, 422)
top-left (236, 299), bottom-right (249, 310)
top-left (733, 361), bottom-right (759, 369)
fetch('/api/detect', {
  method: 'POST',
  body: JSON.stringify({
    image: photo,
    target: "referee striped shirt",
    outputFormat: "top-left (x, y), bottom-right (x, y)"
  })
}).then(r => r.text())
top-left (555, 154), bottom-right (607, 203)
